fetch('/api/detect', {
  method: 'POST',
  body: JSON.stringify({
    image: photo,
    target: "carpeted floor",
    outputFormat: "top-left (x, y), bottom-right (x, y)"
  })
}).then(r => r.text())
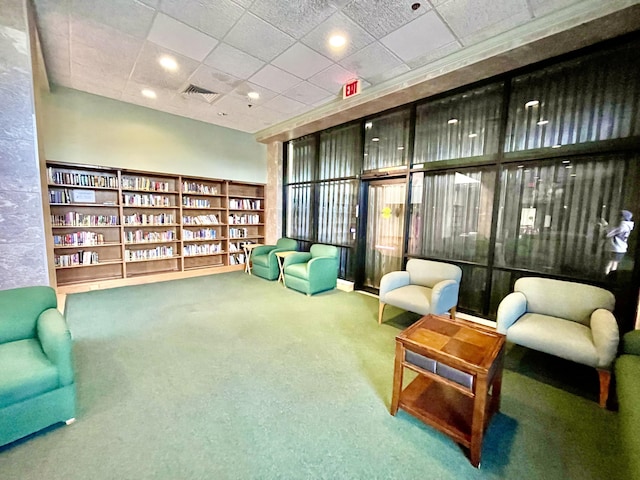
top-left (0, 272), bottom-right (623, 479)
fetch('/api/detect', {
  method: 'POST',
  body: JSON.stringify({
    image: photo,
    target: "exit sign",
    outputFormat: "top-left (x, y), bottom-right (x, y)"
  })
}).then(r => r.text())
top-left (343, 79), bottom-right (361, 99)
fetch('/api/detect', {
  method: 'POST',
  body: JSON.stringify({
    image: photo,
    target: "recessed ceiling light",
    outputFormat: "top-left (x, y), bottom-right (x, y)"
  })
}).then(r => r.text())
top-left (397, 146), bottom-right (405, 150)
top-left (537, 120), bottom-right (549, 126)
top-left (159, 55), bottom-right (178, 71)
top-left (247, 91), bottom-right (260, 100)
top-left (141, 88), bottom-right (157, 99)
top-left (468, 133), bottom-right (478, 138)
top-left (525, 100), bottom-right (540, 108)
top-left (570, 173), bottom-right (577, 177)
top-left (552, 144), bottom-right (562, 148)
top-left (565, 165), bottom-right (573, 169)
top-left (329, 34), bottom-right (346, 48)
top-left (372, 137), bottom-right (380, 142)
top-left (562, 160), bottom-right (570, 164)
top-left (517, 165), bottom-right (524, 168)
top-left (447, 118), bottom-right (458, 125)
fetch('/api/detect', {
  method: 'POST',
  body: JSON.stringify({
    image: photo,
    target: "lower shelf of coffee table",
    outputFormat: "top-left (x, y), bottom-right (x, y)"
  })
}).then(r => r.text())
top-left (399, 375), bottom-right (475, 447)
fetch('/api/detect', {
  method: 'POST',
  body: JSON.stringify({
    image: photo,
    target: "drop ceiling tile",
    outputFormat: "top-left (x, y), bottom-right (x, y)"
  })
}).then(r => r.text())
top-left (188, 65), bottom-right (242, 95)
top-left (211, 94), bottom-right (259, 116)
top-left (138, 0), bottom-right (159, 7)
top-left (380, 10), bottom-right (456, 63)
top-left (436, 0), bottom-right (532, 45)
top-left (159, 0), bottom-right (243, 39)
top-left (342, 0), bottom-right (429, 39)
top-left (33, 0), bottom-right (70, 38)
top-left (528, 0), bottom-right (582, 17)
top-left (69, 0), bottom-right (155, 39)
top-left (263, 95), bottom-right (307, 115)
top-left (249, 0), bottom-right (337, 38)
top-left (228, 82), bottom-right (278, 105)
top-left (224, 13), bottom-right (295, 62)
top-left (204, 43), bottom-right (265, 80)
top-left (284, 81), bottom-right (334, 105)
top-left (366, 62), bottom-right (411, 85)
top-left (130, 41), bottom-right (200, 91)
top-left (339, 42), bottom-right (405, 82)
top-left (70, 73), bottom-right (125, 99)
top-left (251, 105), bottom-right (289, 126)
top-left (308, 63), bottom-right (371, 95)
top-left (271, 43), bottom-right (333, 80)
top-left (40, 32), bottom-right (70, 80)
top-left (122, 79), bottom-right (175, 104)
top-left (148, 13), bottom-right (218, 62)
top-left (249, 65), bottom-right (302, 94)
top-left (302, 12), bottom-right (375, 62)
top-left (71, 40), bottom-right (136, 78)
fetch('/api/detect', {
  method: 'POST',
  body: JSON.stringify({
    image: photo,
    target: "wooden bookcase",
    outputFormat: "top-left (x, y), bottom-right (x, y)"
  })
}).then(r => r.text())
top-left (46, 162), bottom-right (265, 291)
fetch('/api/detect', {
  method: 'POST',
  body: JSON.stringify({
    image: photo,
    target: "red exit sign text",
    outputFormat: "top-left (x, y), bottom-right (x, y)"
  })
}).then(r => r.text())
top-left (343, 79), bottom-right (361, 99)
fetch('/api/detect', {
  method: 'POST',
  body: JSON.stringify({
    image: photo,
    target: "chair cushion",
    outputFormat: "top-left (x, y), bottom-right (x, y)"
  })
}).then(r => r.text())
top-left (0, 339), bottom-right (59, 409)
top-left (406, 259), bottom-right (462, 289)
top-left (285, 263), bottom-right (308, 280)
top-left (384, 285), bottom-right (433, 315)
top-left (507, 313), bottom-right (598, 367)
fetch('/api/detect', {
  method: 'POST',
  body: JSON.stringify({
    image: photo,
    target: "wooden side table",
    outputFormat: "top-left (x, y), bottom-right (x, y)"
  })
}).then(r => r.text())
top-left (242, 243), bottom-right (264, 274)
top-left (274, 251), bottom-right (297, 287)
top-left (390, 314), bottom-right (505, 468)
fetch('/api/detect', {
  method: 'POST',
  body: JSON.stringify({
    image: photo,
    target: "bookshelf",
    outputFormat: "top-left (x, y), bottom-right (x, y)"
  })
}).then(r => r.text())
top-left (46, 162), bottom-right (265, 290)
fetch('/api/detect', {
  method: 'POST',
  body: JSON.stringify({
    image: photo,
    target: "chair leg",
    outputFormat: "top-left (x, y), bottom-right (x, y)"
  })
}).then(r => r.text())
top-left (597, 368), bottom-right (610, 408)
top-left (449, 306), bottom-right (456, 320)
top-left (378, 302), bottom-right (386, 325)
top-left (65, 418), bottom-right (76, 426)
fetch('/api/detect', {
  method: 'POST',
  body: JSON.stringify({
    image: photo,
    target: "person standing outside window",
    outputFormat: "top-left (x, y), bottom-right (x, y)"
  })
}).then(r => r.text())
top-left (602, 210), bottom-right (635, 275)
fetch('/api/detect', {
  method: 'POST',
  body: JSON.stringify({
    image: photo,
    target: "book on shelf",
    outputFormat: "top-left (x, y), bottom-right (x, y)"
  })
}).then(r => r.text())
top-left (47, 168), bottom-right (117, 188)
top-left (182, 181), bottom-right (219, 195)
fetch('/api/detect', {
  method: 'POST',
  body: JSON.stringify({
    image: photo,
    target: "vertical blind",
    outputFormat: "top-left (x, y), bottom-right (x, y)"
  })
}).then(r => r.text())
top-left (408, 168), bottom-right (496, 264)
top-left (286, 184), bottom-right (313, 240)
top-left (505, 41), bottom-right (640, 152)
top-left (319, 124), bottom-right (361, 180)
top-left (317, 180), bottom-right (358, 246)
top-left (414, 83), bottom-right (503, 163)
top-left (496, 154), bottom-right (640, 279)
top-left (363, 108), bottom-right (411, 171)
top-left (287, 135), bottom-right (316, 183)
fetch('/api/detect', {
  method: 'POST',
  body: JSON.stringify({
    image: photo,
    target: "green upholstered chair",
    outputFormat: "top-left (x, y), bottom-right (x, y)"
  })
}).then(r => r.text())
top-left (378, 259), bottom-right (462, 325)
top-left (250, 238), bottom-right (298, 280)
top-left (0, 286), bottom-right (76, 447)
top-left (496, 277), bottom-right (619, 408)
top-left (283, 244), bottom-right (339, 295)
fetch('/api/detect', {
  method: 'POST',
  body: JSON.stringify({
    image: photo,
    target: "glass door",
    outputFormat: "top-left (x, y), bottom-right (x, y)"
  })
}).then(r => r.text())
top-left (363, 179), bottom-right (407, 290)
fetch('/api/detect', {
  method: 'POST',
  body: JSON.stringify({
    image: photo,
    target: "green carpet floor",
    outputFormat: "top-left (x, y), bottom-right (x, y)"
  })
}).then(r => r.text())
top-left (0, 272), bottom-right (623, 479)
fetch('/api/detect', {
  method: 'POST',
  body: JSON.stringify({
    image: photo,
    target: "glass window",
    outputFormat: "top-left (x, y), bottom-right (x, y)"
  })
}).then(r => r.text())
top-left (414, 83), bottom-right (503, 164)
top-left (505, 40), bottom-right (640, 152)
top-left (408, 167), bottom-right (496, 264)
top-left (319, 124), bottom-right (361, 180)
top-left (317, 180), bottom-right (358, 246)
top-left (363, 109), bottom-right (410, 171)
top-left (495, 154), bottom-right (640, 281)
top-left (286, 184), bottom-right (313, 241)
top-left (287, 135), bottom-right (316, 183)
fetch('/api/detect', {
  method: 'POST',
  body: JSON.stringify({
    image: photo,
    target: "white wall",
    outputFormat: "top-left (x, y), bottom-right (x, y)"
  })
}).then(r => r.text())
top-left (41, 86), bottom-right (267, 183)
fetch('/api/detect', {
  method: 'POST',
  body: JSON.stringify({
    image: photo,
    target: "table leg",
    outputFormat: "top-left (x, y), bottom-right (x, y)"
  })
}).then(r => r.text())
top-left (490, 348), bottom-right (505, 415)
top-left (277, 256), bottom-right (286, 286)
top-left (244, 248), bottom-right (251, 274)
top-left (390, 341), bottom-right (404, 416)
top-left (470, 373), bottom-right (488, 468)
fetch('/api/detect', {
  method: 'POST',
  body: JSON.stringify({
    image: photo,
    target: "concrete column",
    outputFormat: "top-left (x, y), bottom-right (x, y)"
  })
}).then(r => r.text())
top-left (265, 141), bottom-right (283, 244)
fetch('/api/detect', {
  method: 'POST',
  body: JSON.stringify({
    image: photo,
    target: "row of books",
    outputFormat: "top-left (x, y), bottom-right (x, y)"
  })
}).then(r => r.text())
top-left (122, 193), bottom-right (172, 207)
top-left (229, 228), bottom-right (249, 238)
top-left (182, 214), bottom-right (219, 225)
top-left (229, 199), bottom-right (261, 210)
top-left (183, 243), bottom-right (222, 256)
top-left (125, 246), bottom-right (174, 261)
top-left (183, 228), bottom-right (218, 240)
top-left (49, 189), bottom-right (72, 204)
top-left (55, 250), bottom-right (99, 267)
top-left (229, 214), bottom-right (261, 225)
top-left (121, 177), bottom-right (171, 192)
top-left (53, 231), bottom-right (105, 247)
top-left (122, 213), bottom-right (175, 225)
top-left (182, 181), bottom-right (220, 195)
top-left (124, 230), bottom-right (176, 244)
top-left (51, 213), bottom-right (119, 227)
top-left (229, 253), bottom-right (246, 265)
top-left (48, 169), bottom-right (117, 189)
top-left (183, 197), bottom-right (212, 208)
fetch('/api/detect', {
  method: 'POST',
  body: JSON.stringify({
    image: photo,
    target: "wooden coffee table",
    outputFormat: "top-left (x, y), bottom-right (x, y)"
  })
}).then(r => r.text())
top-left (390, 314), bottom-right (505, 468)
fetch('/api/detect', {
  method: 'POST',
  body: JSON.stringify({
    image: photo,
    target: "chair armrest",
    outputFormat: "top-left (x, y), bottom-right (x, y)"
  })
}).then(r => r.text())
top-left (37, 308), bottom-right (74, 386)
top-left (307, 256), bottom-right (338, 278)
top-left (379, 271), bottom-right (410, 300)
top-left (496, 292), bottom-right (527, 334)
top-left (430, 279), bottom-right (460, 314)
top-left (621, 329), bottom-right (640, 356)
top-left (251, 245), bottom-right (275, 257)
top-left (283, 252), bottom-right (312, 267)
top-left (590, 309), bottom-right (620, 368)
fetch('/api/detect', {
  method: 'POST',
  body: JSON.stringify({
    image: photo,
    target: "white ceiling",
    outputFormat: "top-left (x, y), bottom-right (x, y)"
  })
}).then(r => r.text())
top-left (34, 0), bottom-right (594, 134)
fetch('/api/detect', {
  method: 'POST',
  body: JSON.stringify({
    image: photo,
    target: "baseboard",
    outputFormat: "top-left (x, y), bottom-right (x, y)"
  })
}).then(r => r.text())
top-left (337, 279), bottom-right (354, 292)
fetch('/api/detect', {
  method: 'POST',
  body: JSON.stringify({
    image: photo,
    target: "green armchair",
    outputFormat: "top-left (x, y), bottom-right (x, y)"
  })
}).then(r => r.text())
top-left (250, 238), bottom-right (298, 280)
top-left (283, 244), bottom-right (339, 295)
top-left (0, 286), bottom-right (76, 447)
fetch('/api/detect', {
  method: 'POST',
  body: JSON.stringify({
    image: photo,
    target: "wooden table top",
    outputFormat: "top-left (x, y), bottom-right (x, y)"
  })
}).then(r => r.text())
top-left (396, 314), bottom-right (505, 374)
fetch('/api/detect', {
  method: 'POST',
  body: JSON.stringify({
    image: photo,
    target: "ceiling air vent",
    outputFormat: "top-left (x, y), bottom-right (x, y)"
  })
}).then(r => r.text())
top-left (181, 84), bottom-right (219, 104)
